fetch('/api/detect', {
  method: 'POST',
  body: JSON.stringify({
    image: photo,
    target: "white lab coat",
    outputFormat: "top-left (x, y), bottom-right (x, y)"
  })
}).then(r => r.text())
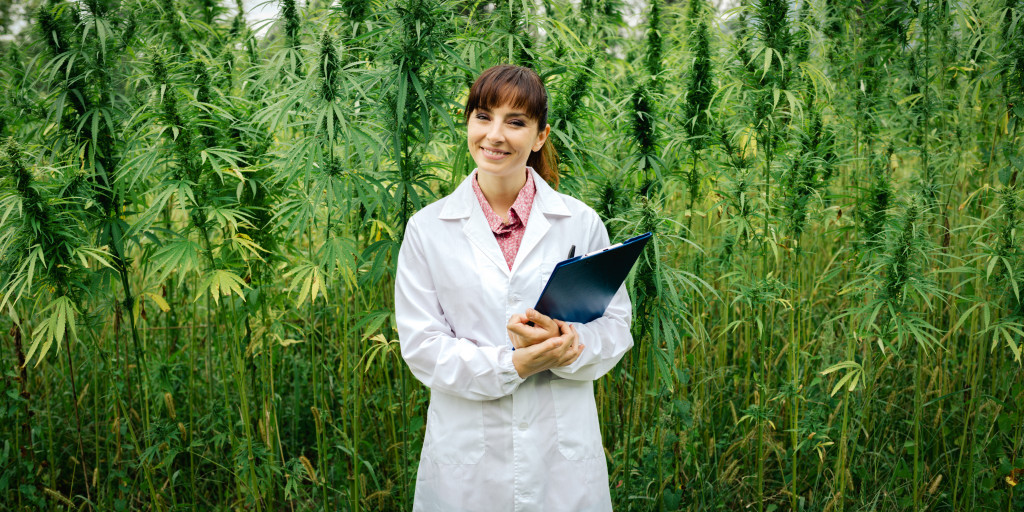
top-left (395, 168), bottom-right (634, 512)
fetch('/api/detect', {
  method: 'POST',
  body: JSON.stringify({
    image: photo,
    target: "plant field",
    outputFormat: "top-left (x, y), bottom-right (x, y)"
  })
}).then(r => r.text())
top-left (1, 0), bottom-right (1023, 510)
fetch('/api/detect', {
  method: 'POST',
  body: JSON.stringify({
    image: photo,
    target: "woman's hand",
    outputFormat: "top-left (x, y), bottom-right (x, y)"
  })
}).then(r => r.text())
top-left (511, 320), bottom-right (583, 379)
top-left (506, 308), bottom-right (559, 349)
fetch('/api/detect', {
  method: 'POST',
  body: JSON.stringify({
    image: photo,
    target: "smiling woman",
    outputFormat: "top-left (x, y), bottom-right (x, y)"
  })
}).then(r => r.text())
top-left (465, 65), bottom-right (558, 191)
top-left (394, 65), bottom-right (634, 512)
top-left (466, 101), bottom-right (549, 220)
top-left (468, 103), bottom-right (548, 192)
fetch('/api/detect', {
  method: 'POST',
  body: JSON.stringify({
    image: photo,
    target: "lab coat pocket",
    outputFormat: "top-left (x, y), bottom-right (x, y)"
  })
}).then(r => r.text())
top-left (538, 264), bottom-right (553, 299)
top-left (549, 379), bottom-right (603, 460)
top-left (423, 391), bottom-right (485, 464)
top-left (537, 254), bottom-right (563, 305)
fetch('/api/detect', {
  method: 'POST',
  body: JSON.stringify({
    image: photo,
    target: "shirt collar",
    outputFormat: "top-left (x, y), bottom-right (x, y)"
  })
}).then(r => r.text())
top-left (438, 167), bottom-right (571, 220)
top-left (471, 169), bottom-right (536, 233)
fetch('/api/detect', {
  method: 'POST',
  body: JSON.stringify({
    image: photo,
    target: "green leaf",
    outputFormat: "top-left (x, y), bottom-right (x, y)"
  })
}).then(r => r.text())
top-left (820, 360), bottom-right (861, 375)
top-left (146, 292), bottom-right (171, 313)
top-left (151, 239), bottom-right (204, 286)
top-left (830, 371), bottom-right (855, 397)
top-left (822, 360), bottom-right (863, 396)
top-left (998, 165), bottom-right (1013, 185)
top-left (196, 270), bottom-right (249, 306)
top-left (1000, 328), bottom-right (1021, 363)
top-left (25, 297), bottom-right (78, 367)
top-left (284, 264), bottom-right (328, 309)
top-left (74, 247), bottom-right (116, 270)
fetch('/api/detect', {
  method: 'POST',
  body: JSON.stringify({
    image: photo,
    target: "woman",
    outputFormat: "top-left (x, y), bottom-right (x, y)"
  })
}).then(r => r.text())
top-left (395, 65), bottom-right (633, 512)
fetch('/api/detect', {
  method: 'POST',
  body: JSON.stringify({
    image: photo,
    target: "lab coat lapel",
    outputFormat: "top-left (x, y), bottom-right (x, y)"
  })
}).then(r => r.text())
top-left (511, 169), bottom-right (572, 274)
top-left (464, 207), bottom-right (512, 278)
top-left (439, 171), bottom-right (512, 278)
top-left (511, 203), bottom-right (549, 275)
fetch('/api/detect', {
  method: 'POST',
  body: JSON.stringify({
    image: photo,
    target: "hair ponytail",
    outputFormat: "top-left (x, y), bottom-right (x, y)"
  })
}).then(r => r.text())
top-left (528, 141), bottom-right (559, 190)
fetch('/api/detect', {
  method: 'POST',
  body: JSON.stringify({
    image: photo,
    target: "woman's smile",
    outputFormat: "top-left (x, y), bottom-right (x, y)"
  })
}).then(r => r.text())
top-left (481, 146), bottom-right (511, 159)
top-left (467, 104), bottom-right (548, 184)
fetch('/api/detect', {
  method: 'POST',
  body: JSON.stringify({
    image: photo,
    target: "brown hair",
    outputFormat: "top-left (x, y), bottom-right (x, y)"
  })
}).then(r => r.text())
top-left (465, 65), bottom-right (559, 189)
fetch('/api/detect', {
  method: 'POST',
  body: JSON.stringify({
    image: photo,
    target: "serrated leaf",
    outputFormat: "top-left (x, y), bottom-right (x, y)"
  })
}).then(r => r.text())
top-left (298, 269), bottom-right (313, 308)
top-left (146, 292), bottom-right (171, 313)
top-left (151, 240), bottom-right (203, 286)
top-left (197, 270), bottom-right (249, 305)
top-left (820, 360), bottom-right (860, 375)
top-left (831, 371), bottom-right (855, 397)
top-left (25, 297), bottom-right (78, 367)
top-left (285, 264), bottom-right (328, 309)
top-left (228, 235), bottom-right (268, 262)
top-left (74, 247), bottom-right (116, 270)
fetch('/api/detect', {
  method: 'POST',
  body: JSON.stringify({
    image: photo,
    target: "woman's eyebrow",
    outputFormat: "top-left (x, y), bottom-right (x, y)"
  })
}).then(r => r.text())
top-left (477, 106), bottom-right (528, 117)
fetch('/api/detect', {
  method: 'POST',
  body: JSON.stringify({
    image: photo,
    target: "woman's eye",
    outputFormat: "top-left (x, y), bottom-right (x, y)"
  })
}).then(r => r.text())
top-left (510, 120), bottom-right (526, 127)
top-left (475, 113), bottom-right (489, 121)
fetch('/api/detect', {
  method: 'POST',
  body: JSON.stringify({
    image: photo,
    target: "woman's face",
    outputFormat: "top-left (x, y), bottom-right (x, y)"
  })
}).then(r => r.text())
top-left (467, 102), bottom-right (549, 182)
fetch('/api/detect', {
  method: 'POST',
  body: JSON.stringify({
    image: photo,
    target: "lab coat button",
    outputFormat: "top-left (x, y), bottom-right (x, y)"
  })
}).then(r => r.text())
top-left (510, 294), bottom-right (520, 303)
top-left (518, 422), bottom-right (528, 430)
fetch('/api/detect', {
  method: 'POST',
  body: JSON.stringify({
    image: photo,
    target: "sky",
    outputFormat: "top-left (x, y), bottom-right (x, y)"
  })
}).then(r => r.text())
top-left (1, 0), bottom-right (739, 41)
top-left (240, 0), bottom-right (740, 33)
top-left (241, 0), bottom-right (281, 36)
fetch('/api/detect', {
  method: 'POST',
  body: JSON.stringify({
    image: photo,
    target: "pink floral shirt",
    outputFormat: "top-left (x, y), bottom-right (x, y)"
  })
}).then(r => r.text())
top-left (471, 169), bottom-right (536, 270)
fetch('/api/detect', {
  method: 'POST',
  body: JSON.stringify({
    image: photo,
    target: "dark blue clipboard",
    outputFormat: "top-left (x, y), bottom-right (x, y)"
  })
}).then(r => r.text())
top-left (534, 232), bottom-right (652, 323)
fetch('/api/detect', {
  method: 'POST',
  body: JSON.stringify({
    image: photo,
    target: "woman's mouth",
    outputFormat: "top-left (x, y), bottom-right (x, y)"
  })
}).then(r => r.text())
top-left (481, 147), bottom-right (509, 159)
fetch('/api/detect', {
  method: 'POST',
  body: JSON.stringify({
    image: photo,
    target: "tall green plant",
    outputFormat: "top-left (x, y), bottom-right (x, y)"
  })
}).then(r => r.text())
top-left (550, 53), bottom-right (596, 193)
top-left (629, 79), bottom-right (659, 194)
top-left (749, 0), bottom-right (794, 227)
top-left (0, 139), bottom-right (96, 501)
top-left (35, 0), bottom-right (153, 422)
top-left (683, 0), bottom-right (714, 223)
top-left (380, 0), bottom-right (455, 237)
top-left (644, 0), bottom-right (663, 83)
top-left (859, 147), bottom-right (893, 246)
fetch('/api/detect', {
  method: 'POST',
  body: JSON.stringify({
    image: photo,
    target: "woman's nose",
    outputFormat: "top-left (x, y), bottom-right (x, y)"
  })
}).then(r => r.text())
top-left (487, 122), bottom-right (504, 142)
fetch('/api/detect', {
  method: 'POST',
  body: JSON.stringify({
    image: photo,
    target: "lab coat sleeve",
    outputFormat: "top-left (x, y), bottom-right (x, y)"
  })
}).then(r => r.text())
top-left (395, 216), bottom-right (526, 401)
top-left (550, 214), bottom-right (634, 381)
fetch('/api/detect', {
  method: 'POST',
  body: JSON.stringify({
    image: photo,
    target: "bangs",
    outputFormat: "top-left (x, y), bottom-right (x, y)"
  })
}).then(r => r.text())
top-left (465, 66), bottom-right (548, 126)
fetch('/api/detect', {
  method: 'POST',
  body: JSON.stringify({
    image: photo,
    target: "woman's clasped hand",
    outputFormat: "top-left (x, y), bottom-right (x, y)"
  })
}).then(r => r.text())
top-left (506, 308), bottom-right (584, 378)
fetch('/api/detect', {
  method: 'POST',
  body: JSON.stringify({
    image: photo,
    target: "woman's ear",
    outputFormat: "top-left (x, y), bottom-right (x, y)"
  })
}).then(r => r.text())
top-left (533, 124), bottom-right (551, 152)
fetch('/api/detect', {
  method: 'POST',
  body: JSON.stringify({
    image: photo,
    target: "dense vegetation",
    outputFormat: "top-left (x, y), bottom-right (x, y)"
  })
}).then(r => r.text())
top-left (1, 0), bottom-right (1022, 510)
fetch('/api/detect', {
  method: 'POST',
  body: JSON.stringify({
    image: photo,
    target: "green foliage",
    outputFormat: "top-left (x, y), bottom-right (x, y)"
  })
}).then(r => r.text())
top-left (684, 0), bottom-right (713, 152)
top-left (629, 79), bottom-right (658, 179)
top-left (0, 1), bottom-right (1022, 510)
top-left (860, 148), bottom-right (893, 246)
top-left (644, 0), bottom-right (662, 80)
top-left (281, 0), bottom-right (301, 49)
top-left (781, 108), bottom-right (835, 242)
